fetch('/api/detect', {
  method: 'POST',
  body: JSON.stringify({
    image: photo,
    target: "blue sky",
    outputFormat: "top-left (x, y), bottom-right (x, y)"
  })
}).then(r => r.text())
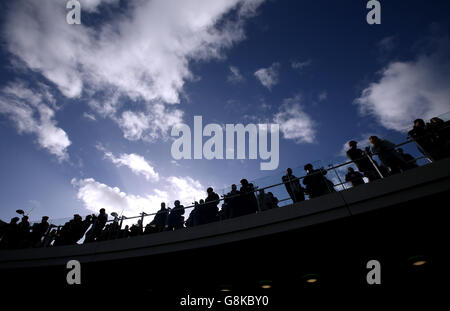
top-left (0, 0), bottom-right (449, 223)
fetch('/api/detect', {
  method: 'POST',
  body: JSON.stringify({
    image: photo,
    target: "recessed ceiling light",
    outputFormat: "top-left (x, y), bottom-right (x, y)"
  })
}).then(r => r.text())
top-left (412, 260), bottom-right (426, 266)
top-left (408, 255), bottom-right (427, 267)
top-left (303, 274), bottom-right (319, 284)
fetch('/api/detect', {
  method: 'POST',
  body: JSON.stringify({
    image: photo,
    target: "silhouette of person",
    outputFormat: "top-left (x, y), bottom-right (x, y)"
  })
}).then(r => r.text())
top-left (369, 136), bottom-right (408, 175)
top-left (17, 215), bottom-right (30, 248)
top-left (54, 214), bottom-right (81, 246)
top-left (202, 187), bottom-right (220, 224)
top-left (0, 217), bottom-right (20, 249)
top-left (267, 192), bottom-right (279, 209)
top-left (150, 203), bottom-right (169, 232)
top-left (42, 228), bottom-right (57, 247)
top-left (428, 117), bottom-right (450, 159)
top-left (144, 221), bottom-right (159, 234)
top-left (167, 200), bottom-right (185, 230)
top-left (346, 141), bottom-right (380, 181)
top-left (81, 214), bottom-right (93, 238)
top-left (258, 189), bottom-right (279, 211)
top-left (84, 209), bottom-right (108, 243)
top-left (185, 203), bottom-right (196, 228)
top-left (129, 221), bottom-right (142, 237)
top-left (302, 164), bottom-right (334, 199)
top-left (397, 148), bottom-right (418, 169)
top-left (345, 167), bottom-right (365, 187)
top-left (120, 225), bottom-right (130, 239)
top-left (282, 168), bottom-right (305, 203)
top-left (193, 199), bottom-right (205, 224)
top-left (30, 216), bottom-right (50, 247)
top-left (407, 118), bottom-right (450, 161)
top-left (223, 184), bottom-right (240, 219)
top-left (69, 214), bottom-right (86, 244)
top-left (236, 179), bottom-right (258, 217)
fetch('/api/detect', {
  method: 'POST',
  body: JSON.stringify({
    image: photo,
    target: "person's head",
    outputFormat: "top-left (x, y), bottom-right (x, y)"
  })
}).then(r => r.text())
top-left (160, 202), bottom-right (166, 210)
top-left (207, 187), bottom-right (213, 194)
top-left (11, 217), bottom-right (19, 224)
top-left (397, 148), bottom-right (404, 154)
top-left (74, 214), bottom-right (81, 221)
top-left (347, 167), bottom-right (355, 173)
top-left (304, 163), bottom-right (313, 172)
top-left (267, 192), bottom-right (274, 197)
top-left (22, 215), bottom-right (29, 221)
top-left (99, 208), bottom-right (106, 214)
top-left (199, 199), bottom-right (205, 204)
top-left (413, 119), bottom-right (425, 128)
top-left (42, 216), bottom-right (49, 223)
top-left (286, 168), bottom-right (293, 175)
top-left (430, 117), bottom-right (444, 124)
top-left (369, 136), bottom-right (380, 146)
top-left (174, 200), bottom-right (180, 207)
top-left (348, 140), bottom-right (357, 149)
top-left (85, 215), bottom-right (92, 221)
top-left (240, 178), bottom-right (249, 186)
top-left (231, 184), bottom-right (237, 191)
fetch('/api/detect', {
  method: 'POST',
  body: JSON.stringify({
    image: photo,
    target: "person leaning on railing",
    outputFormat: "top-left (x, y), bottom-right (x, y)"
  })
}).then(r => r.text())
top-left (237, 179), bottom-right (259, 216)
top-left (369, 136), bottom-right (409, 175)
top-left (346, 140), bottom-right (381, 182)
top-left (149, 203), bottom-right (169, 232)
top-left (302, 163), bottom-right (335, 199)
top-left (167, 200), bottom-right (185, 231)
top-left (282, 168), bottom-right (305, 203)
top-left (408, 118), bottom-right (450, 161)
top-left (345, 167), bottom-right (365, 187)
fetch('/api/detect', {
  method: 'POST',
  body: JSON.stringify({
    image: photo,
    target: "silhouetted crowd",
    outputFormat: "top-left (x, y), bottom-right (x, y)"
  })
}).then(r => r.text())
top-left (1, 116), bottom-right (449, 250)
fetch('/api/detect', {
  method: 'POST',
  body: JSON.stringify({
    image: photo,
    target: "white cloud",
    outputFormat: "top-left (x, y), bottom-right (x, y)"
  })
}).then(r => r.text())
top-left (166, 176), bottom-right (205, 205)
top-left (83, 112), bottom-right (96, 121)
top-left (116, 104), bottom-right (183, 141)
top-left (291, 59), bottom-right (311, 71)
top-left (4, 0), bottom-right (264, 140)
top-left (273, 95), bottom-right (316, 144)
top-left (355, 36), bottom-right (450, 132)
top-left (71, 178), bottom-right (165, 216)
top-left (98, 146), bottom-right (159, 182)
top-left (254, 62), bottom-right (280, 90)
top-left (227, 66), bottom-right (245, 83)
top-left (72, 175), bottom-right (206, 216)
top-left (0, 82), bottom-right (71, 160)
top-left (81, 0), bottom-right (120, 12)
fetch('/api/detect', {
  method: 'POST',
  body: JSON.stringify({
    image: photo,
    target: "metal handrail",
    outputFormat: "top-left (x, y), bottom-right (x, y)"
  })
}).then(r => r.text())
top-left (9, 121), bottom-right (448, 247)
top-left (100, 124), bottom-right (450, 225)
